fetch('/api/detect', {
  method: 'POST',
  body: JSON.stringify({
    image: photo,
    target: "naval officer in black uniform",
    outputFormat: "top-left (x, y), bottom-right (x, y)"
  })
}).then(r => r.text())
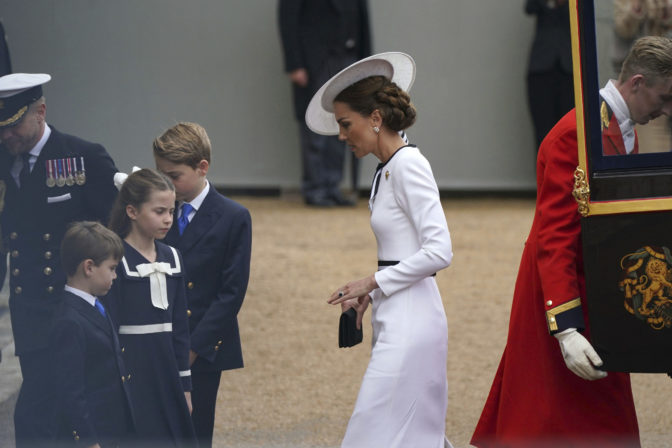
top-left (0, 73), bottom-right (118, 446)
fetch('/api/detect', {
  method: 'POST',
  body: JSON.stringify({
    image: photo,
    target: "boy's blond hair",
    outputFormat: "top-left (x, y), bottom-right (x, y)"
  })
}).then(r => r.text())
top-left (61, 221), bottom-right (124, 277)
top-left (152, 122), bottom-right (211, 168)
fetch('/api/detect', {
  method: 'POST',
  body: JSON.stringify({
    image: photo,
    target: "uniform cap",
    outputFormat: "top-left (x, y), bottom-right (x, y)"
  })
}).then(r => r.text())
top-left (0, 73), bottom-right (51, 128)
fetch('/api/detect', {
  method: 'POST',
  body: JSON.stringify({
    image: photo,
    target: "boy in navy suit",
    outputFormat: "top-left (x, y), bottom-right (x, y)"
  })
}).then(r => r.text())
top-left (153, 122), bottom-right (252, 448)
top-left (50, 221), bottom-right (134, 447)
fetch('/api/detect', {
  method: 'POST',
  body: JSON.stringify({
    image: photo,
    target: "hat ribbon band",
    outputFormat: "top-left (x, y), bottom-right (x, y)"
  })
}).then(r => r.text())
top-left (0, 105), bottom-right (28, 127)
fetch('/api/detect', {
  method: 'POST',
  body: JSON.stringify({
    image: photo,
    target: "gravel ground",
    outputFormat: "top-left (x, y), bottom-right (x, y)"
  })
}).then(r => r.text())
top-left (210, 197), bottom-right (672, 447)
top-left (1, 196), bottom-right (671, 447)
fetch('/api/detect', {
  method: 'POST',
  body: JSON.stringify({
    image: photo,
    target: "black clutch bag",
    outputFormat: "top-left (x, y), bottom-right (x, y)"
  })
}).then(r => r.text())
top-left (339, 308), bottom-right (363, 348)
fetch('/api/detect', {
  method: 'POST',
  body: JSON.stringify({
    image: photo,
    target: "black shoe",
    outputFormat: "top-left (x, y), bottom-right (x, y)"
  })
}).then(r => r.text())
top-left (305, 197), bottom-right (336, 207)
top-left (330, 193), bottom-right (356, 207)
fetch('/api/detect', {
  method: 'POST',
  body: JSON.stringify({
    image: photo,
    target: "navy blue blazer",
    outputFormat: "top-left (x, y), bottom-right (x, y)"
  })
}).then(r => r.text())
top-left (164, 186), bottom-right (251, 372)
top-left (50, 290), bottom-right (135, 446)
top-left (0, 127), bottom-right (118, 355)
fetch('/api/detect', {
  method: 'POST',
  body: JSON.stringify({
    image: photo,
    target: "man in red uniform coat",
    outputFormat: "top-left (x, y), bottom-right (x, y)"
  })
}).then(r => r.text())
top-left (472, 36), bottom-right (672, 447)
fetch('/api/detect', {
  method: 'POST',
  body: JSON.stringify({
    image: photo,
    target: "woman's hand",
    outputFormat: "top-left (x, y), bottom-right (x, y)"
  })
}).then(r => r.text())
top-left (328, 274), bottom-right (378, 305)
top-left (341, 295), bottom-right (371, 330)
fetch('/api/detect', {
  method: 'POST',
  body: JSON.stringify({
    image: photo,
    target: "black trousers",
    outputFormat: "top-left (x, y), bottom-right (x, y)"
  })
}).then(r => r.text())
top-left (15, 349), bottom-right (57, 447)
top-left (191, 370), bottom-right (222, 448)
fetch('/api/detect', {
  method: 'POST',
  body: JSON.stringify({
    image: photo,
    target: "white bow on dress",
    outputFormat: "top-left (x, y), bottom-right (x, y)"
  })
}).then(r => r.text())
top-left (136, 262), bottom-right (172, 310)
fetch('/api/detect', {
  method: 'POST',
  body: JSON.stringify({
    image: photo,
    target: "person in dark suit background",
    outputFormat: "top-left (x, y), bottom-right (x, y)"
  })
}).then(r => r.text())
top-left (0, 73), bottom-right (119, 446)
top-left (0, 20), bottom-right (11, 76)
top-left (154, 122), bottom-right (252, 448)
top-left (278, 0), bottom-right (371, 206)
top-left (525, 0), bottom-right (574, 151)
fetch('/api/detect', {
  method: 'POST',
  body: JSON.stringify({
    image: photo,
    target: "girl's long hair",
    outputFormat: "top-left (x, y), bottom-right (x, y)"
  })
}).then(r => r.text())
top-left (108, 168), bottom-right (174, 238)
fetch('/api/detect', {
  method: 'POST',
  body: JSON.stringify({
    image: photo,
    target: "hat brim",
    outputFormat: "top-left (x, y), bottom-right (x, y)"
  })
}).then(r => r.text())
top-left (305, 52), bottom-right (416, 136)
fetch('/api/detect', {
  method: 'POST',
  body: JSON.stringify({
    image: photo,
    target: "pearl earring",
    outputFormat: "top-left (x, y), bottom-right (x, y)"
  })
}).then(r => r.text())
top-left (373, 126), bottom-right (380, 134)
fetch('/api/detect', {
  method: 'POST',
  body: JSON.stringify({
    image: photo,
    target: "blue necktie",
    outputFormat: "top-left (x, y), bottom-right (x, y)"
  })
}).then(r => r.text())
top-left (178, 203), bottom-right (194, 235)
top-left (94, 299), bottom-right (106, 318)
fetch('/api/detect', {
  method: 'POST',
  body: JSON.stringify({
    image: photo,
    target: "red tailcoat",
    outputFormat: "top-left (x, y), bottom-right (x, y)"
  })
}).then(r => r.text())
top-left (471, 110), bottom-right (640, 447)
top-left (602, 100), bottom-right (639, 156)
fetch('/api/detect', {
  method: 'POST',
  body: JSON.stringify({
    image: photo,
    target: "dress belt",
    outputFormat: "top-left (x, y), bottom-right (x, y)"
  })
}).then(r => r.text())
top-left (377, 260), bottom-right (436, 277)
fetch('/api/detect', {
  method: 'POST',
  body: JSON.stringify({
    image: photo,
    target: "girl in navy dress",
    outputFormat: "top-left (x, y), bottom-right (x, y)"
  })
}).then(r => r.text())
top-left (105, 168), bottom-right (197, 447)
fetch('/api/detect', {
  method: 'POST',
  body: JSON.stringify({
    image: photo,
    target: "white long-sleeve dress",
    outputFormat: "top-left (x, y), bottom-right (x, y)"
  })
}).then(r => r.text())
top-left (341, 145), bottom-right (454, 448)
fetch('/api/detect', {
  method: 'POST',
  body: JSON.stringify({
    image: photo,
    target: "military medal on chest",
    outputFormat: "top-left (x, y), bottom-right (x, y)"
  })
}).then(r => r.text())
top-left (55, 159), bottom-right (66, 187)
top-left (45, 159), bottom-right (56, 187)
top-left (75, 156), bottom-right (86, 185)
top-left (65, 157), bottom-right (75, 186)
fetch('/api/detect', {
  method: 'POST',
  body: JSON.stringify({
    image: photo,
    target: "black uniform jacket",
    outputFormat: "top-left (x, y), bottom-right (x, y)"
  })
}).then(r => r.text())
top-left (0, 127), bottom-right (118, 354)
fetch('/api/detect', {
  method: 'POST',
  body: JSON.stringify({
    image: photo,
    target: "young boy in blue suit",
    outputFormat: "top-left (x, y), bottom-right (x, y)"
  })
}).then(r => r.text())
top-left (50, 221), bottom-right (135, 447)
top-left (153, 122), bottom-right (252, 448)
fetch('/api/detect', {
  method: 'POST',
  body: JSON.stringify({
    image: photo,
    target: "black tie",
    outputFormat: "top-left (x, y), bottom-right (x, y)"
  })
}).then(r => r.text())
top-left (19, 153), bottom-right (31, 188)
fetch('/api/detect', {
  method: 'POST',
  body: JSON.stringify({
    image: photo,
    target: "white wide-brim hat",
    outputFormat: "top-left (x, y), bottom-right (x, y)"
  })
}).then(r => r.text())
top-left (305, 52), bottom-right (416, 135)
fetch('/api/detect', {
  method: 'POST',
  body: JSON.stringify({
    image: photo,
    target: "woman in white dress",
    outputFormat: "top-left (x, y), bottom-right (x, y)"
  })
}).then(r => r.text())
top-left (306, 53), bottom-right (454, 448)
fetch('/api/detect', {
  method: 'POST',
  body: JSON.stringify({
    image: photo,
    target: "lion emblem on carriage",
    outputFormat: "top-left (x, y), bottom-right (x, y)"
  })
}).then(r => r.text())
top-left (619, 246), bottom-right (672, 330)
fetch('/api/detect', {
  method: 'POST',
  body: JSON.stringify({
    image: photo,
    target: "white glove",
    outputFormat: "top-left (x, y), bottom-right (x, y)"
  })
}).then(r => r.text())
top-left (554, 328), bottom-right (607, 381)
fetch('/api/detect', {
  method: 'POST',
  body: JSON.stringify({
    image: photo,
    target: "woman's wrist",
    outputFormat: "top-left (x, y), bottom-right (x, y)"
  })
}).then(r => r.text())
top-left (369, 274), bottom-right (378, 291)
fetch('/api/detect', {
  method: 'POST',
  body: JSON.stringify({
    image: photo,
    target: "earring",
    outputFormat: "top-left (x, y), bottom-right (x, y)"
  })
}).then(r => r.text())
top-left (373, 126), bottom-right (380, 134)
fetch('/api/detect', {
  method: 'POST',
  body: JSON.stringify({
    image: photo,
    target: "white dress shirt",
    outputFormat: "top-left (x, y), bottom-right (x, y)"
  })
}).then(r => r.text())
top-left (600, 80), bottom-right (637, 154)
top-left (178, 180), bottom-right (210, 223)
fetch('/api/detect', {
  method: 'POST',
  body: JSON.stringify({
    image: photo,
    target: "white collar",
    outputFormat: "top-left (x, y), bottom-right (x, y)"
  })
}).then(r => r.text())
top-left (600, 80), bottom-right (636, 154)
top-left (181, 179), bottom-right (209, 212)
top-left (64, 284), bottom-right (97, 307)
top-left (28, 123), bottom-right (51, 160)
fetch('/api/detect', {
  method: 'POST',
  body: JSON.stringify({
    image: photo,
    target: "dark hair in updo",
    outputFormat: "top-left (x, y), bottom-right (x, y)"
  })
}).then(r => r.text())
top-left (334, 75), bottom-right (417, 131)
